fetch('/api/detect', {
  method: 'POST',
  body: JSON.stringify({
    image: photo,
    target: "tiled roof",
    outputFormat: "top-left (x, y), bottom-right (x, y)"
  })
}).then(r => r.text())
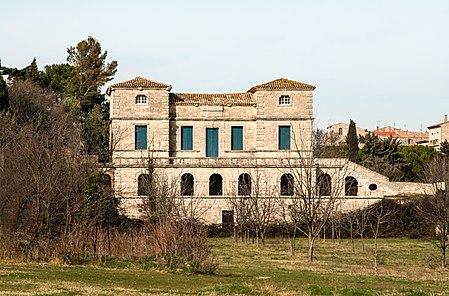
top-left (373, 128), bottom-right (427, 139)
top-left (248, 78), bottom-right (316, 93)
top-left (373, 131), bottom-right (398, 138)
top-left (170, 93), bottom-right (255, 106)
top-left (428, 121), bottom-right (449, 129)
top-left (106, 76), bottom-right (172, 94)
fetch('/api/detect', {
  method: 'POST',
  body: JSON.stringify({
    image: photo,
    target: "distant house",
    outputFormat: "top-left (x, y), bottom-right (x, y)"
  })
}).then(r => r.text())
top-left (372, 126), bottom-right (427, 146)
top-left (427, 115), bottom-right (449, 150)
top-left (325, 123), bottom-right (368, 146)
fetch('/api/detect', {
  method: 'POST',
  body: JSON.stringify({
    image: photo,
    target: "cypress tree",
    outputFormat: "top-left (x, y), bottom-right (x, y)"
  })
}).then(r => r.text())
top-left (0, 75), bottom-right (8, 110)
top-left (346, 119), bottom-right (360, 163)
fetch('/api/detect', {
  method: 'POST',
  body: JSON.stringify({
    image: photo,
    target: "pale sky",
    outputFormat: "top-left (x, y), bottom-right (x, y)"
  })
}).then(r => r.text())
top-left (1, 0), bottom-right (448, 131)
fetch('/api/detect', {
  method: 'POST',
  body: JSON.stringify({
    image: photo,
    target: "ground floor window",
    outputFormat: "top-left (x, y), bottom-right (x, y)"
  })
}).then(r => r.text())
top-left (209, 173), bottom-right (223, 196)
top-left (317, 173), bottom-right (331, 196)
top-left (280, 173), bottom-right (294, 196)
top-left (238, 173), bottom-right (251, 196)
top-left (345, 176), bottom-right (358, 196)
top-left (181, 173), bottom-right (194, 196)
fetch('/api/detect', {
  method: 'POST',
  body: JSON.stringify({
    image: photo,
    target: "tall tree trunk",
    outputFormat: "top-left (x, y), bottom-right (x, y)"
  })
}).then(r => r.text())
top-left (308, 232), bottom-right (315, 262)
top-left (374, 235), bottom-right (379, 273)
top-left (441, 230), bottom-right (447, 269)
top-left (350, 223), bottom-right (355, 253)
top-left (107, 226), bottom-right (111, 255)
top-left (130, 229), bottom-right (134, 257)
top-left (360, 233), bottom-right (365, 252)
top-left (290, 230), bottom-right (296, 256)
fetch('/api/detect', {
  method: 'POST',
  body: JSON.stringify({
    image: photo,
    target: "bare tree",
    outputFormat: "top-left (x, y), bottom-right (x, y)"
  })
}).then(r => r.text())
top-left (367, 199), bottom-right (393, 272)
top-left (417, 156), bottom-right (449, 268)
top-left (354, 204), bottom-right (370, 252)
top-left (280, 128), bottom-right (348, 261)
top-left (228, 169), bottom-right (279, 247)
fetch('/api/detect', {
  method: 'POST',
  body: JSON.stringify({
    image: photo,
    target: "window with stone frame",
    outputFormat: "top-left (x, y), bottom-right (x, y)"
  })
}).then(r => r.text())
top-left (135, 95), bottom-right (148, 104)
top-left (278, 95), bottom-right (291, 105)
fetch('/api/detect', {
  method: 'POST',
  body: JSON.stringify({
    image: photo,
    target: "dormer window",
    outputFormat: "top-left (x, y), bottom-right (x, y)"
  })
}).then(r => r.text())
top-left (135, 95), bottom-right (147, 104)
top-left (279, 95), bottom-right (291, 105)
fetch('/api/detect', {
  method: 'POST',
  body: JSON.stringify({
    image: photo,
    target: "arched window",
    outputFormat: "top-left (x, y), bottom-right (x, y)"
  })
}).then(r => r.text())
top-left (181, 173), bottom-right (194, 196)
top-left (138, 174), bottom-right (151, 196)
top-left (316, 174), bottom-right (331, 196)
top-left (280, 174), bottom-right (294, 196)
top-left (103, 174), bottom-right (112, 194)
top-left (238, 173), bottom-right (251, 196)
top-left (345, 176), bottom-right (358, 196)
top-left (209, 174), bottom-right (223, 196)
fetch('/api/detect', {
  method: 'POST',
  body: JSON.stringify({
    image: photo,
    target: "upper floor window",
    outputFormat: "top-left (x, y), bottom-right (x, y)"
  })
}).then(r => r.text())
top-left (279, 95), bottom-right (291, 105)
top-left (231, 126), bottom-right (243, 150)
top-left (181, 126), bottom-right (193, 150)
top-left (206, 128), bottom-right (219, 157)
top-left (279, 126), bottom-right (291, 150)
top-left (135, 125), bottom-right (147, 150)
top-left (135, 95), bottom-right (147, 104)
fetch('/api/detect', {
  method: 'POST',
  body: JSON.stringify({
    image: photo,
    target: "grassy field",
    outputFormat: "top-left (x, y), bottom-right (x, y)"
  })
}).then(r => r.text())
top-left (1, 237), bottom-right (449, 295)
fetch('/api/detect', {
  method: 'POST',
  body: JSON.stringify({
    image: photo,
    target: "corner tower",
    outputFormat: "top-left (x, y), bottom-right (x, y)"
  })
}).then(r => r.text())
top-left (107, 76), bottom-right (172, 161)
top-left (248, 78), bottom-right (315, 155)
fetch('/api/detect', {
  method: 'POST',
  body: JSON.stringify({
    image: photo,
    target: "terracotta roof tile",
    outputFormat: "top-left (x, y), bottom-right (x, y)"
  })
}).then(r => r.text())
top-left (107, 76), bottom-right (172, 94)
top-left (248, 78), bottom-right (316, 93)
top-left (170, 93), bottom-right (255, 106)
top-left (428, 121), bottom-right (449, 129)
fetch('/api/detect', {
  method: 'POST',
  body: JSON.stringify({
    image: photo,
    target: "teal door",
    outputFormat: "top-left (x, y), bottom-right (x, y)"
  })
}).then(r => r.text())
top-left (206, 128), bottom-right (219, 157)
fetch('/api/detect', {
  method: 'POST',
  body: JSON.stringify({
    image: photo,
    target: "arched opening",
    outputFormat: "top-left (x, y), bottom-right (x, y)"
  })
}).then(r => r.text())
top-left (238, 173), bottom-right (252, 196)
top-left (181, 173), bottom-right (194, 196)
top-left (209, 174), bottom-right (223, 196)
top-left (103, 174), bottom-right (112, 194)
top-left (280, 174), bottom-right (294, 196)
top-left (138, 174), bottom-right (151, 196)
top-left (317, 174), bottom-right (331, 196)
top-left (345, 176), bottom-right (358, 196)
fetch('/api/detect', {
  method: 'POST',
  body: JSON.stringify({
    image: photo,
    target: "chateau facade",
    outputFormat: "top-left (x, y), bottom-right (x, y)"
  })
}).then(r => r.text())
top-left (106, 76), bottom-right (432, 224)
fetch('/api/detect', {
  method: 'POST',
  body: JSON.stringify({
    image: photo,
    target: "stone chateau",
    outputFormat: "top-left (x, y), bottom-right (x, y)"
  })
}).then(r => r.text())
top-left (106, 76), bottom-right (432, 224)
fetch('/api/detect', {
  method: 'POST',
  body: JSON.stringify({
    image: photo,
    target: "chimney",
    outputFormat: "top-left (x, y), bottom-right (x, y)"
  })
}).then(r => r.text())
top-left (445, 114), bottom-right (448, 122)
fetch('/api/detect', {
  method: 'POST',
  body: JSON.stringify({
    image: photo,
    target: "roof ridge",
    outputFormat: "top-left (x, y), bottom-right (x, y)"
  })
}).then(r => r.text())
top-left (248, 77), bottom-right (316, 93)
top-left (107, 76), bottom-right (172, 94)
top-left (170, 92), bottom-right (254, 106)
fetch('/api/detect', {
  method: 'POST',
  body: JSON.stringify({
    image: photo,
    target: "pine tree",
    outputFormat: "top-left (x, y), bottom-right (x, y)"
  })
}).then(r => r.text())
top-left (346, 119), bottom-right (360, 163)
top-left (440, 139), bottom-right (449, 156)
top-left (24, 58), bottom-right (42, 83)
top-left (67, 36), bottom-right (118, 113)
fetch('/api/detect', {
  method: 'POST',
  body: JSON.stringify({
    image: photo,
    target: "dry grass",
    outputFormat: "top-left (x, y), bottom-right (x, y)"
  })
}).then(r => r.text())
top-left (1, 237), bottom-right (449, 295)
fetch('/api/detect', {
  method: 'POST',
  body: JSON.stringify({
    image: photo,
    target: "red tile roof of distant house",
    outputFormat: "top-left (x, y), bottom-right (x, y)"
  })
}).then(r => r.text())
top-left (428, 121), bottom-right (449, 129)
top-left (373, 131), bottom-right (398, 138)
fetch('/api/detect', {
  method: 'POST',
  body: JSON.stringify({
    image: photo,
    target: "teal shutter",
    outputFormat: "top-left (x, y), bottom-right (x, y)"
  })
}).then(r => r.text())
top-left (135, 126), bottom-right (147, 150)
top-left (279, 126), bottom-right (290, 150)
top-left (181, 126), bottom-right (193, 150)
top-left (206, 128), bottom-right (219, 157)
top-left (231, 126), bottom-right (243, 150)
